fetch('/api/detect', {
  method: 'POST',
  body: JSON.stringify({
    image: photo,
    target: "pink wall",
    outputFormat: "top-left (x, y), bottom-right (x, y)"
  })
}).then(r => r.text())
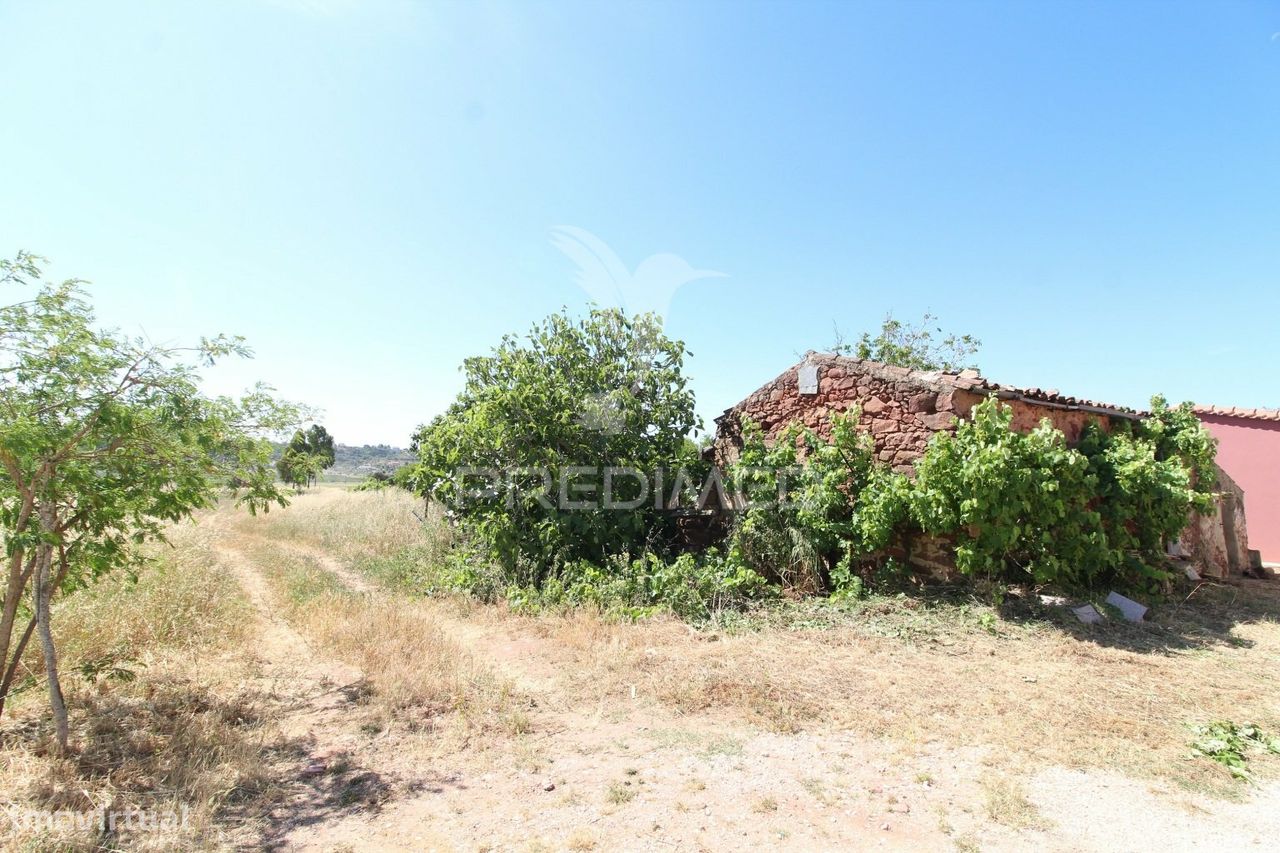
top-left (1198, 414), bottom-right (1280, 564)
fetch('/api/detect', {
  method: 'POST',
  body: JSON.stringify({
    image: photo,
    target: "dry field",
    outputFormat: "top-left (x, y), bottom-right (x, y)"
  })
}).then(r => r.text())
top-left (3, 486), bottom-right (1279, 851)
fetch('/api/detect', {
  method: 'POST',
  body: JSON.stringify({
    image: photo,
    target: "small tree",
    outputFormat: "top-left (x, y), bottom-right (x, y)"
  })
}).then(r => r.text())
top-left (833, 312), bottom-right (980, 372)
top-left (0, 253), bottom-right (304, 748)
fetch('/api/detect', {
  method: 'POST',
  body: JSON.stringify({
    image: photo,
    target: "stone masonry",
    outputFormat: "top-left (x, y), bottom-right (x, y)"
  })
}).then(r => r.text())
top-left (711, 353), bottom-right (1250, 579)
top-left (712, 352), bottom-right (1138, 474)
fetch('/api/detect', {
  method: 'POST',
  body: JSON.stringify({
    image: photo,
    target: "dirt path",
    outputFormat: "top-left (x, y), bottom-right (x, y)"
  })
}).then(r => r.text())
top-left (216, 541), bottom-right (364, 726)
top-left (214, 539), bottom-right (460, 850)
top-left (256, 536), bottom-right (376, 595)
top-left (216, 534), bottom-right (984, 850)
top-left (217, 525), bottom-right (1280, 852)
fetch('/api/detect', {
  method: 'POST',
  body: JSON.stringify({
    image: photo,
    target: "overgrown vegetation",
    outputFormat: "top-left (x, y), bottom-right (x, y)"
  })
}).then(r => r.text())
top-left (831, 312), bottom-right (981, 372)
top-left (733, 396), bottom-right (1217, 595)
top-left (406, 306), bottom-right (1217, 620)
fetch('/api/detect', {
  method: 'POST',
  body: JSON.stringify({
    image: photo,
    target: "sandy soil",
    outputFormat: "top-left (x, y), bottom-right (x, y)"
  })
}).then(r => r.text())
top-left (205, 528), bottom-right (1280, 852)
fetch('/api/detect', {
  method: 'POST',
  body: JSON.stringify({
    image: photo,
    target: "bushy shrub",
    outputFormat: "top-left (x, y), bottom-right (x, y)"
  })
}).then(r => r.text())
top-left (909, 399), bottom-right (1108, 586)
top-left (725, 395), bottom-right (1217, 596)
top-left (725, 412), bottom-right (902, 596)
top-left (904, 397), bottom-right (1214, 590)
top-left (411, 308), bottom-right (698, 586)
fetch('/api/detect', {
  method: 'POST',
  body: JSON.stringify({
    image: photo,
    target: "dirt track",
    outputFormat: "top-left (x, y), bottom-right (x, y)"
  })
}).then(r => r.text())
top-left (216, 524), bottom-right (1280, 852)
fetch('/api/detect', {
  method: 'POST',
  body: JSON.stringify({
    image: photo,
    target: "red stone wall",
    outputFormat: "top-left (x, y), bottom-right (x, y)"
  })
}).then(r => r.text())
top-left (1000, 399), bottom-right (1114, 445)
top-left (713, 355), bottom-right (1120, 474)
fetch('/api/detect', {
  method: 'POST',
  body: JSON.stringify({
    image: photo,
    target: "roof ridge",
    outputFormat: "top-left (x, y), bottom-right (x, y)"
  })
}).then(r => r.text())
top-left (799, 352), bottom-right (1139, 417)
top-left (1193, 403), bottom-right (1280, 422)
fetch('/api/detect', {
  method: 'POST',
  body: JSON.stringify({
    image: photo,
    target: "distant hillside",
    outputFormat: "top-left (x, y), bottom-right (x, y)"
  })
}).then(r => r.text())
top-left (271, 440), bottom-right (414, 482)
top-left (326, 443), bottom-right (415, 481)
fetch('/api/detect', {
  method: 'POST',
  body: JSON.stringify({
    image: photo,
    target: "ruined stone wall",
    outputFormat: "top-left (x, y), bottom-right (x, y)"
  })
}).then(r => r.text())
top-left (712, 354), bottom-right (974, 473)
top-left (1178, 468), bottom-right (1250, 578)
top-left (712, 355), bottom-right (1120, 474)
top-left (712, 355), bottom-right (1241, 579)
top-left (1000, 399), bottom-right (1114, 445)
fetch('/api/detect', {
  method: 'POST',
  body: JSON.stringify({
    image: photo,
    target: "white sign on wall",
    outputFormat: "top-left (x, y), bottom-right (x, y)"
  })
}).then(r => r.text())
top-left (798, 364), bottom-right (819, 395)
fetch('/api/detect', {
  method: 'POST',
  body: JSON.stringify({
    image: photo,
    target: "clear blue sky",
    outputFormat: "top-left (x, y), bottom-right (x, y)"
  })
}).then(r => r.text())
top-left (2, 0), bottom-right (1277, 445)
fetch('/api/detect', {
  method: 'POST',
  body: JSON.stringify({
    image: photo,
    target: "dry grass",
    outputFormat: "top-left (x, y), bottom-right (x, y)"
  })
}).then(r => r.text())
top-left (9, 524), bottom-right (253, 691)
top-left (529, 588), bottom-right (1280, 790)
top-left (0, 525), bottom-right (272, 851)
top-left (232, 487), bottom-right (1280, 794)
top-left (231, 487), bottom-right (449, 582)
top-left (239, 537), bottom-right (515, 730)
top-left (981, 776), bottom-right (1053, 831)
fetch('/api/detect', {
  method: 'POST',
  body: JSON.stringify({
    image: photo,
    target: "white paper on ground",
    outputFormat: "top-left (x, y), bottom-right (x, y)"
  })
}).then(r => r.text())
top-left (1072, 604), bottom-right (1102, 624)
top-left (1105, 591), bottom-right (1147, 622)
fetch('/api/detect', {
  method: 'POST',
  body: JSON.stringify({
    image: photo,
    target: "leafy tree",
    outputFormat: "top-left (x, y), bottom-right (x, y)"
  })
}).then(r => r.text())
top-left (833, 312), bottom-right (980, 372)
top-left (412, 308), bottom-right (698, 585)
top-left (306, 424), bottom-right (336, 469)
top-left (0, 253), bottom-right (304, 748)
top-left (275, 424), bottom-right (336, 489)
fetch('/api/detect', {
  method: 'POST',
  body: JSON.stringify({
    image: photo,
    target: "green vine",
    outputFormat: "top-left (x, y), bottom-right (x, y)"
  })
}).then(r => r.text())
top-left (729, 396), bottom-right (1218, 595)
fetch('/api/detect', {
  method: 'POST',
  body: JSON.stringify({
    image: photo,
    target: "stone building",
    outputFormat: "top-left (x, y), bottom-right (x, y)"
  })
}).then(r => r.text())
top-left (712, 352), bottom-right (1250, 578)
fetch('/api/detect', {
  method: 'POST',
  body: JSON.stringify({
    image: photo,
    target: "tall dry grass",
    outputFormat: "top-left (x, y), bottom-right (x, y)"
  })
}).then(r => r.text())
top-left (234, 487), bottom-right (463, 594)
top-left (0, 523), bottom-right (274, 852)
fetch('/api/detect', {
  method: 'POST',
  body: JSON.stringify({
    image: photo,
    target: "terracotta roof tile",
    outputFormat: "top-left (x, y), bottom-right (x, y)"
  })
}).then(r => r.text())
top-left (1193, 404), bottom-right (1280, 422)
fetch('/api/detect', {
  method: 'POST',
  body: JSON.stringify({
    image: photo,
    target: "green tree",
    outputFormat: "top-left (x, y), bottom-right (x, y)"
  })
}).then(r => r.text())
top-left (306, 424), bottom-right (336, 469)
top-left (0, 253), bottom-right (305, 748)
top-left (833, 312), bottom-right (980, 372)
top-left (275, 424), bottom-right (336, 489)
top-left (412, 308), bottom-right (698, 584)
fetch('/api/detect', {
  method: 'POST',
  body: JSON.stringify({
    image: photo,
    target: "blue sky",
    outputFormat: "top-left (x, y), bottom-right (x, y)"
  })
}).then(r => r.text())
top-left (2, 0), bottom-right (1277, 444)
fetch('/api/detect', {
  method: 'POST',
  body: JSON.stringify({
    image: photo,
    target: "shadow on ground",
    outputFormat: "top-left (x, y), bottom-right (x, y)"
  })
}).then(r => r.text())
top-left (994, 574), bottom-right (1280, 654)
top-left (0, 672), bottom-right (462, 850)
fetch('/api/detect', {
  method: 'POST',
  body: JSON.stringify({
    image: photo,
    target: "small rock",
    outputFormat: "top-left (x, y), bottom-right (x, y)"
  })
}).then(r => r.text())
top-left (301, 762), bottom-right (326, 778)
top-left (542, 780), bottom-right (555, 792)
